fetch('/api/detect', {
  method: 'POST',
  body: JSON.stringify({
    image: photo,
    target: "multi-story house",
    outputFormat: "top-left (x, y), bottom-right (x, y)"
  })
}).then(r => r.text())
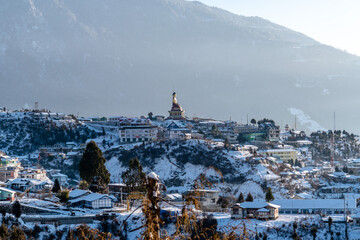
top-left (118, 118), bottom-right (158, 144)
top-left (19, 168), bottom-right (48, 180)
top-left (258, 148), bottom-right (298, 163)
top-left (0, 152), bottom-right (21, 182)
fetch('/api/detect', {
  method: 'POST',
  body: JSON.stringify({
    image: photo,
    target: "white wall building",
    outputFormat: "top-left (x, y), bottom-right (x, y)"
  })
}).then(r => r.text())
top-left (273, 199), bottom-right (356, 215)
top-left (119, 125), bottom-right (158, 143)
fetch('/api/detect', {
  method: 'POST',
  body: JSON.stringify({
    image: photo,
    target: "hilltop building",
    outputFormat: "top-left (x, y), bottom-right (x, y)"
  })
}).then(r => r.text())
top-left (167, 92), bottom-right (186, 120)
top-left (118, 117), bottom-right (158, 144)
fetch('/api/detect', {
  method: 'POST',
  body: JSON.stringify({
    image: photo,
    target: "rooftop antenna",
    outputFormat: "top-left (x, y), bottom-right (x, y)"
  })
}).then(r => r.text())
top-left (246, 114), bottom-right (249, 125)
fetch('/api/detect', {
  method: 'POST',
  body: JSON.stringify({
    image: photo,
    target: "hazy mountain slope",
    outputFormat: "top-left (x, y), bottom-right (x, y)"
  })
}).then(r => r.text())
top-left (1, 0), bottom-right (360, 132)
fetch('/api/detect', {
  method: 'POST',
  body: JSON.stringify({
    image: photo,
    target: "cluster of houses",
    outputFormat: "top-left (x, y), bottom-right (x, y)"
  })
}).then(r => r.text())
top-left (0, 152), bottom-right (71, 197)
top-left (80, 92), bottom-right (305, 165)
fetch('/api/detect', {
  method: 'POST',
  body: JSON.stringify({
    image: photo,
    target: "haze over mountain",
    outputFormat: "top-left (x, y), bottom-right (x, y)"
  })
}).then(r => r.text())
top-left (1, 0), bottom-right (360, 132)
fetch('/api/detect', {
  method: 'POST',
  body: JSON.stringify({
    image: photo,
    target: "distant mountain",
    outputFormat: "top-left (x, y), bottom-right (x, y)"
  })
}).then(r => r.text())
top-left (1, 0), bottom-right (360, 132)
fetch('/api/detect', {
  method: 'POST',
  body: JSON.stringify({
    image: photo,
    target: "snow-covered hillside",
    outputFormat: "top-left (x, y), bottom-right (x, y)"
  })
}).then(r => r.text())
top-left (104, 140), bottom-right (284, 198)
top-left (0, 111), bottom-right (97, 155)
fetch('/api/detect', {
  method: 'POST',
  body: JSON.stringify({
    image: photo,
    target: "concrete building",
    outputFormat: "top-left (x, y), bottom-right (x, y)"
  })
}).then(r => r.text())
top-left (164, 121), bottom-right (191, 140)
top-left (259, 149), bottom-right (298, 163)
top-left (19, 168), bottom-right (48, 180)
top-left (119, 125), bottom-right (158, 143)
top-left (272, 199), bottom-right (356, 215)
top-left (0, 187), bottom-right (16, 201)
top-left (0, 153), bottom-right (21, 182)
top-left (187, 189), bottom-right (220, 212)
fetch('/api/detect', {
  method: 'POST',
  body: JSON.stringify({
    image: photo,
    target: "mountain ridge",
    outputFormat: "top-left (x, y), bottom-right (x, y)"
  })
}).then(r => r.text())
top-left (1, 0), bottom-right (360, 132)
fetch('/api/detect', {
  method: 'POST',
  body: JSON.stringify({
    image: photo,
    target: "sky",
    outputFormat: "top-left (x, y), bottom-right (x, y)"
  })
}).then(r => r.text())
top-left (196, 0), bottom-right (360, 56)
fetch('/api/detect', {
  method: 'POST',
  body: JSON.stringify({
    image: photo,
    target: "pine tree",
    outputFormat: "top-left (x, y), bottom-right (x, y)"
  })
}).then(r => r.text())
top-left (58, 190), bottom-right (70, 203)
top-left (245, 193), bottom-right (254, 202)
top-left (12, 201), bottom-right (21, 219)
top-left (237, 192), bottom-right (245, 203)
top-left (79, 141), bottom-right (110, 191)
top-left (265, 187), bottom-right (275, 202)
top-left (122, 158), bottom-right (146, 194)
top-left (328, 216), bottom-right (333, 232)
top-left (224, 138), bottom-right (230, 150)
top-left (310, 226), bottom-right (317, 240)
top-left (52, 179), bottom-right (61, 193)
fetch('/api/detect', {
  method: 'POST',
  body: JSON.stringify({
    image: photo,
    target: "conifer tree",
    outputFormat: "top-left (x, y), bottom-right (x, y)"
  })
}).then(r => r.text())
top-left (237, 192), bottom-right (245, 203)
top-left (310, 227), bottom-right (317, 240)
top-left (245, 193), bottom-right (254, 202)
top-left (79, 141), bottom-right (110, 190)
top-left (12, 201), bottom-right (21, 219)
top-left (265, 187), bottom-right (275, 202)
top-left (52, 179), bottom-right (61, 193)
top-left (122, 158), bottom-right (146, 194)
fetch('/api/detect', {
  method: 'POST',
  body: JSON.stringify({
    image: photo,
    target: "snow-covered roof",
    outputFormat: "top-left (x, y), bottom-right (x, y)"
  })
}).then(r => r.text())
top-left (165, 193), bottom-right (182, 200)
top-left (238, 200), bottom-right (280, 209)
top-left (51, 173), bottom-right (67, 178)
top-left (69, 193), bottom-right (112, 203)
top-left (272, 199), bottom-right (356, 210)
top-left (69, 189), bottom-right (90, 199)
top-left (259, 149), bottom-right (298, 153)
top-left (147, 172), bottom-right (159, 181)
top-left (257, 208), bottom-right (270, 212)
top-left (295, 192), bottom-right (313, 199)
top-left (0, 187), bottom-right (16, 194)
top-left (8, 178), bottom-right (53, 185)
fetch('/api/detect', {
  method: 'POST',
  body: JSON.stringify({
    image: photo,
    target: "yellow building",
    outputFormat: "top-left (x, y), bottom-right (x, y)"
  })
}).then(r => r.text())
top-left (260, 149), bottom-right (298, 163)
